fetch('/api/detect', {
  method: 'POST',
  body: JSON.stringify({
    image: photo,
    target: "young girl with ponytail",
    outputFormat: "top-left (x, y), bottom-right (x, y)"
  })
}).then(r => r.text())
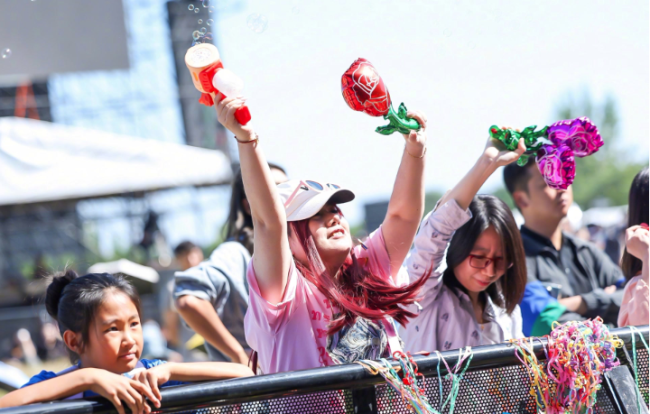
top-left (0, 271), bottom-right (252, 413)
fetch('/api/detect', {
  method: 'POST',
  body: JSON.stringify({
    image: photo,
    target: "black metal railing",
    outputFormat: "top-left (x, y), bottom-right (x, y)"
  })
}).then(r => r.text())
top-left (2, 325), bottom-right (648, 414)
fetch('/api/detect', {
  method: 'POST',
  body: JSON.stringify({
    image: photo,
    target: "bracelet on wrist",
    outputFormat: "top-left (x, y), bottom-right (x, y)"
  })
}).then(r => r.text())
top-left (234, 133), bottom-right (259, 144)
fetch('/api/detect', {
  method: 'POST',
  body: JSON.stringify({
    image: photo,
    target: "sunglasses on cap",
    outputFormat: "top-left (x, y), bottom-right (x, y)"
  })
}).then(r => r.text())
top-left (284, 180), bottom-right (341, 207)
top-left (302, 180), bottom-right (340, 191)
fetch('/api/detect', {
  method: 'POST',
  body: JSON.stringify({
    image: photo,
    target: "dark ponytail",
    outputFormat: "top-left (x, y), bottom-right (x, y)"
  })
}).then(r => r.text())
top-left (45, 270), bottom-right (141, 362)
top-left (45, 269), bottom-right (78, 321)
top-left (225, 163), bottom-right (286, 255)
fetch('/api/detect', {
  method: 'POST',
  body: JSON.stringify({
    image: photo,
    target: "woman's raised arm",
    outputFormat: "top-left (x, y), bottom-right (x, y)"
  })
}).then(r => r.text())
top-left (381, 111), bottom-right (427, 279)
top-left (438, 137), bottom-right (526, 210)
top-left (215, 94), bottom-right (292, 304)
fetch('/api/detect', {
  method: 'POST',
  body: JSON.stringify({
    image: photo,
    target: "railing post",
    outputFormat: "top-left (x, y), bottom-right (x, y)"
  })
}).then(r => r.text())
top-left (351, 386), bottom-right (378, 414)
top-left (603, 365), bottom-right (649, 414)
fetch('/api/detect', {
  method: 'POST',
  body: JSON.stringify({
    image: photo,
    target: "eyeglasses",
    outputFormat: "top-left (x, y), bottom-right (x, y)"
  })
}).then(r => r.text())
top-left (468, 255), bottom-right (513, 273)
top-left (284, 180), bottom-right (341, 207)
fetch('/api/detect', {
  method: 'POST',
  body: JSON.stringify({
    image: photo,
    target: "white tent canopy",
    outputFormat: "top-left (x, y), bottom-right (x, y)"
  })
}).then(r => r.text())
top-left (88, 259), bottom-right (160, 283)
top-left (0, 117), bottom-right (232, 206)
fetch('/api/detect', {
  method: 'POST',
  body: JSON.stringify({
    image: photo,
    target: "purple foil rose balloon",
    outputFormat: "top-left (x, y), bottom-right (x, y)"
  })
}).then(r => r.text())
top-left (547, 116), bottom-right (603, 157)
top-left (492, 116), bottom-right (602, 189)
top-left (536, 144), bottom-right (576, 190)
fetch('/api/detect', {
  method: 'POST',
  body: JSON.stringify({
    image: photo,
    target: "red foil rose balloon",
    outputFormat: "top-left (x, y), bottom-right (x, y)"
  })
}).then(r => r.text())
top-left (341, 58), bottom-right (391, 117)
top-left (341, 58), bottom-right (420, 135)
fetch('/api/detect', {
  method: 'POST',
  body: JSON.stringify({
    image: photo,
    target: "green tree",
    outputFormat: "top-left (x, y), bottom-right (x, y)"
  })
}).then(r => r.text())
top-left (555, 91), bottom-right (648, 208)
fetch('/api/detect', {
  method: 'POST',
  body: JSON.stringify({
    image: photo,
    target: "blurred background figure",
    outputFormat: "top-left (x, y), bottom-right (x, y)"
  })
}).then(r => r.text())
top-left (175, 165), bottom-right (287, 364)
top-left (38, 322), bottom-right (66, 362)
top-left (158, 241), bottom-right (206, 362)
top-left (174, 241), bottom-right (205, 271)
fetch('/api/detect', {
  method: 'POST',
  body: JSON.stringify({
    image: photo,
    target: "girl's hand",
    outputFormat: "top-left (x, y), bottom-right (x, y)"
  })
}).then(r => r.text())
top-left (88, 369), bottom-right (158, 414)
top-left (403, 111), bottom-right (427, 157)
top-left (482, 136), bottom-right (526, 168)
top-left (625, 225), bottom-right (650, 263)
top-left (215, 93), bottom-right (256, 141)
top-left (130, 365), bottom-right (171, 409)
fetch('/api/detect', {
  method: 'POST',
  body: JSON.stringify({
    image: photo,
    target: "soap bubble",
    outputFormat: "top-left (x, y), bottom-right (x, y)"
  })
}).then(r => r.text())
top-left (202, 0), bottom-right (210, 7)
top-left (2, 48), bottom-right (11, 59)
top-left (192, 31), bottom-right (213, 46)
top-left (199, 27), bottom-right (207, 34)
top-left (198, 19), bottom-right (203, 24)
top-left (246, 13), bottom-right (268, 34)
top-left (192, 30), bottom-right (201, 40)
top-left (194, 8), bottom-right (199, 13)
top-left (188, 4), bottom-right (194, 10)
top-left (292, 6), bottom-right (300, 14)
top-left (209, 6), bottom-right (215, 13)
top-left (207, 19), bottom-right (213, 26)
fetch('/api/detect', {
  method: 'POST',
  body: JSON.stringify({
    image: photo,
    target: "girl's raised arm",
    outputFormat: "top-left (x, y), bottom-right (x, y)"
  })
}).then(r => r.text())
top-left (214, 94), bottom-right (292, 304)
top-left (381, 111), bottom-right (427, 279)
top-left (439, 137), bottom-right (526, 210)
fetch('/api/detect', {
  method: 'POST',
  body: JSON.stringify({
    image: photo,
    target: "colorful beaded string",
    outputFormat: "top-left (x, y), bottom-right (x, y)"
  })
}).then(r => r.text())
top-left (511, 318), bottom-right (623, 414)
top-left (357, 348), bottom-right (473, 414)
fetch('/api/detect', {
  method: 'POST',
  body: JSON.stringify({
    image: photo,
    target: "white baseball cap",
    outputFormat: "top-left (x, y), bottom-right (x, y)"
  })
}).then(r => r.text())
top-left (277, 179), bottom-right (355, 222)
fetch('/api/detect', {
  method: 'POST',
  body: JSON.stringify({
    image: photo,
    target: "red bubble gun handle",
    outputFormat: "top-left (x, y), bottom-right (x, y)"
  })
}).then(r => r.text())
top-left (197, 63), bottom-right (251, 125)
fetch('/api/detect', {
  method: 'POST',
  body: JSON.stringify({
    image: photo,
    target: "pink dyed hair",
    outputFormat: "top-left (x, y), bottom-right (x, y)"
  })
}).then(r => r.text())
top-left (289, 215), bottom-right (430, 335)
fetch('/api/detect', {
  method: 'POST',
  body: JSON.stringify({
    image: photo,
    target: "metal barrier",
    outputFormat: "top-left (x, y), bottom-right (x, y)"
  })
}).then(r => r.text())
top-left (2, 325), bottom-right (648, 414)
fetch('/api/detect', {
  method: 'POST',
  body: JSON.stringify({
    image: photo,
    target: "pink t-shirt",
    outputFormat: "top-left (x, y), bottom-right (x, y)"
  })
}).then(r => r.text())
top-left (618, 275), bottom-right (649, 327)
top-left (244, 227), bottom-right (405, 374)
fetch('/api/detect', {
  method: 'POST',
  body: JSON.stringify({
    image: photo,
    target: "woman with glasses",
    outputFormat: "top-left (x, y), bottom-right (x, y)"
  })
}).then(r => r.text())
top-left (213, 92), bottom-right (428, 375)
top-left (401, 137), bottom-right (528, 353)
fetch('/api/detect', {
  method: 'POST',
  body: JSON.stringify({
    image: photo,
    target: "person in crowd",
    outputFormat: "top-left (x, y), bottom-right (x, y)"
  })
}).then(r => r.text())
top-left (0, 271), bottom-right (252, 413)
top-left (618, 167), bottom-right (649, 327)
top-left (401, 137), bottom-right (527, 352)
top-left (158, 241), bottom-right (204, 358)
top-left (213, 91), bottom-right (428, 374)
top-left (173, 242), bottom-right (204, 273)
top-left (503, 159), bottom-right (624, 336)
top-left (174, 165), bottom-right (288, 365)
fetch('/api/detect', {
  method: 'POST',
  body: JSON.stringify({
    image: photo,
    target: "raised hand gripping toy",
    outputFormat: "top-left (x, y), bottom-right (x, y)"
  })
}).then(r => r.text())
top-left (185, 43), bottom-right (251, 125)
top-left (341, 58), bottom-right (420, 136)
top-left (489, 117), bottom-right (603, 190)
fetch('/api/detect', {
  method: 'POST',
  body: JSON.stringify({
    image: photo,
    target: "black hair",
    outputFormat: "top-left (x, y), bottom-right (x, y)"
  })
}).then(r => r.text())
top-left (621, 167), bottom-right (649, 280)
top-left (174, 240), bottom-right (199, 257)
top-left (503, 157), bottom-right (537, 206)
top-left (45, 270), bottom-right (141, 362)
top-left (225, 163), bottom-right (286, 255)
top-left (442, 195), bottom-right (527, 314)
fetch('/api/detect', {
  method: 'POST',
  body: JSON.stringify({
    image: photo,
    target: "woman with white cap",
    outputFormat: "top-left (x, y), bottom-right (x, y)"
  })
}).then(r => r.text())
top-left (214, 93), bottom-right (428, 374)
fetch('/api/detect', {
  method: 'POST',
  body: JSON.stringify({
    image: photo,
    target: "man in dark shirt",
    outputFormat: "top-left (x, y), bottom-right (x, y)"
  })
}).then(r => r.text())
top-left (503, 159), bottom-right (624, 335)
